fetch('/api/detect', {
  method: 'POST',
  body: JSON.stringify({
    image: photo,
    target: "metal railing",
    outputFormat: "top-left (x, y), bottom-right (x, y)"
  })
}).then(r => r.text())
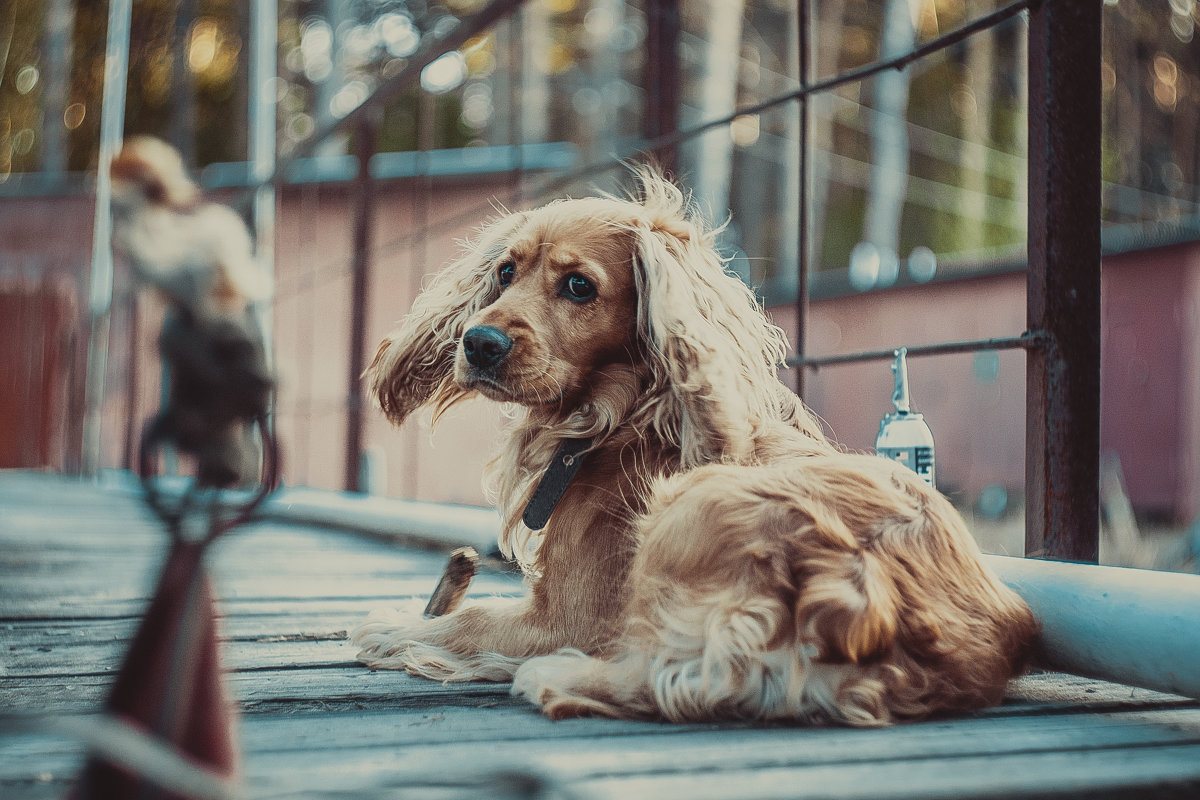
top-left (206, 0), bottom-right (1098, 561)
top-left (290, 0), bottom-right (1096, 560)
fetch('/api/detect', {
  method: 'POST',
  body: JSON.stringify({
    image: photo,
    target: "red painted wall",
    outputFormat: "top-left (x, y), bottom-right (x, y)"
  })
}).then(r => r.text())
top-left (774, 240), bottom-right (1200, 521)
top-left (2, 184), bottom-right (1198, 522)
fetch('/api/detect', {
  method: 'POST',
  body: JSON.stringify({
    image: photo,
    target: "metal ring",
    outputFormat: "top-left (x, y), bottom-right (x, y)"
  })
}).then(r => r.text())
top-left (137, 414), bottom-right (281, 544)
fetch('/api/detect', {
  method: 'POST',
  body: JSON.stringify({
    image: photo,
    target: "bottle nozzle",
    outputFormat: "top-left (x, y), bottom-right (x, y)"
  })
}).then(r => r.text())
top-left (890, 347), bottom-right (912, 414)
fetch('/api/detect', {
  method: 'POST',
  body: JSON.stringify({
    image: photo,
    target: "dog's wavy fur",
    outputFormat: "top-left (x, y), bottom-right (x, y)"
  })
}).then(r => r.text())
top-left (352, 171), bottom-right (1037, 725)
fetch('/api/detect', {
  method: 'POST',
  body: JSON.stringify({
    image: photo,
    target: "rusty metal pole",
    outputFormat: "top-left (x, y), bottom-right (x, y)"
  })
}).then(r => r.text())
top-left (645, 0), bottom-right (680, 174)
top-left (1025, 0), bottom-right (1102, 562)
top-left (345, 112), bottom-right (378, 493)
top-left (795, 0), bottom-right (811, 399)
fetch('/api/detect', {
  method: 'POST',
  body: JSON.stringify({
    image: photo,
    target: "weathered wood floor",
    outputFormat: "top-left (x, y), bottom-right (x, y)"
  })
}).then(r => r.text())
top-left (3, 471), bottom-right (1200, 799)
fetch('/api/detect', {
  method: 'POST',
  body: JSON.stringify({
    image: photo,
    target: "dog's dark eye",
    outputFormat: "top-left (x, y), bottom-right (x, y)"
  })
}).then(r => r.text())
top-left (561, 274), bottom-right (596, 302)
top-left (497, 261), bottom-right (515, 288)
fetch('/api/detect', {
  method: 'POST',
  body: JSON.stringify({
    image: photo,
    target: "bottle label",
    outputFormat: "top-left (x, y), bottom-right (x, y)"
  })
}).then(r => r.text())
top-left (877, 446), bottom-right (935, 487)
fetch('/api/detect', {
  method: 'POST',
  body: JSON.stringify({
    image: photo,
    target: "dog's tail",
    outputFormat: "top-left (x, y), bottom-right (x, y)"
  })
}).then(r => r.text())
top-left (789, 471), bottom-right (1038, 724)
top-left (792, 539), bottom-right (900, 667)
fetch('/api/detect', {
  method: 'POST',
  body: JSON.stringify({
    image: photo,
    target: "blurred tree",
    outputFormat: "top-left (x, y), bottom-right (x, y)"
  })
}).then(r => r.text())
top-left (39, 0), bottom-right (74, 175)
top-left (56, 0), bottom-right (248, 172)
top-left (0, 0), bottom-right (1196, 291)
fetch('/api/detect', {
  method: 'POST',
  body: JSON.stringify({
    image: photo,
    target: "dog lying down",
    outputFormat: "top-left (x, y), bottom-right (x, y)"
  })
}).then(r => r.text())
top-left (352, 171), bottom-right (1037, 726)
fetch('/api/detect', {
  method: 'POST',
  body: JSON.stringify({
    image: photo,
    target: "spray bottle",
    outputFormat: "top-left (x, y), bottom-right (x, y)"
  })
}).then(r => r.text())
top-left (875, 347), bottom-right (936, 488)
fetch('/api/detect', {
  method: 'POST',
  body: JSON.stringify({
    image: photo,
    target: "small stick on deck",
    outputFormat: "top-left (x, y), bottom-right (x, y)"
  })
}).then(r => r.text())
top-left (422, 546), bottom-right (479, 618)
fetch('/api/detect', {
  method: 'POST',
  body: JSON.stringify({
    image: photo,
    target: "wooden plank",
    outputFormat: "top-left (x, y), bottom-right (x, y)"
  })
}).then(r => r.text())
top-left (6, 612), bottom-right (1187, 714)
top-left (5, 661), bottom-right (1195, 721)
top-left (5, 472), bottom-right (1199, 800)
top-left (1, 508), bottom-right (523, 619)
top-left (576, 746), bottom-right (1200, 800)
top-left (6, 704), bottom-right (1200, 797)
top-left (0, 580), bottom-right (522, 621)
top-left (0, 571), bottom-right (520, 608)
top-left (4, 611), bottom-right (352, 647)
top-left (4, 635), bottom-right (353, 677)
top-left (1003, 670), bottom-right (1191, 712)
top-left (0, 665), bottom-right (517, 715)
top-left (235, 712), bottom-right (1200, 799)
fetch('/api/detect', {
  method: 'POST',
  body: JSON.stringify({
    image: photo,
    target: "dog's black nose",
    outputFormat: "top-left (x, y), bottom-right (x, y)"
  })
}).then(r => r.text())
top-left (462, 325), bottom-right (513, 369)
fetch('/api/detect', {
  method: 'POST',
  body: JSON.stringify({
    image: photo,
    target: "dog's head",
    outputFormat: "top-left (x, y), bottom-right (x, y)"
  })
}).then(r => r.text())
top-left (370, 170), bottom-right (805, 463)
top-left (451, 196), bottom-right (641, 409)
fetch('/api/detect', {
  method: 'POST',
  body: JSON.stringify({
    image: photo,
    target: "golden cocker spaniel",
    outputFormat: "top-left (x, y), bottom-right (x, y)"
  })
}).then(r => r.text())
top-left (352, 171), bottom-right (1037, 725)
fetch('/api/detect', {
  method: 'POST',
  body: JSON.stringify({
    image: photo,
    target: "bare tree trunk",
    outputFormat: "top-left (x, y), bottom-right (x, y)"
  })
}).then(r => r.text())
top-left (518, 1), bottom-right (551, 147)
top-left (860, 0), bottom-right (916, 283)
top-left (40, 0), bottom-right (75, 175)
top-left (315, 0), bottom-right (350, 157)
top-left (774, 0), bottom-right (802, 300)
top-left (1009, 14), bottom-right (1028, 235)
top-left (960, 2), bottom-right (996, 251)
top-left (688, 0), bottom-right (744, 225)
top-left (169, 0), bottom-right (197, 167)
top-left (807, 0), bottom-right (848, 272)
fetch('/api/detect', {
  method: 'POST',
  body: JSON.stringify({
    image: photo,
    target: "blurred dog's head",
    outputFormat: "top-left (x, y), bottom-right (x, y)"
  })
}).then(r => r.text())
top-left (109, 136), bottom-right (269, 320)
top-left (110, 136), bottom-right (200, 213)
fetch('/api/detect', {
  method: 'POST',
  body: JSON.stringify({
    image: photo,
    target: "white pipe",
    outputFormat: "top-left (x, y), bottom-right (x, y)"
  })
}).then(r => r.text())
top-left (984, 554), bottom-right (1200, 700)
top-left (81, 0), bottom-right (133, 476)
top-left (249, 0), bottom-right (278, 372)
top-left (265, 488), bottom-right (500, 556)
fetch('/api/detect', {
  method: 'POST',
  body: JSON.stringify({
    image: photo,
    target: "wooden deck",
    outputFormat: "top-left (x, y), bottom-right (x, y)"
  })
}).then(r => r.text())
top-left (2, 471), bottom-right (1200, 799)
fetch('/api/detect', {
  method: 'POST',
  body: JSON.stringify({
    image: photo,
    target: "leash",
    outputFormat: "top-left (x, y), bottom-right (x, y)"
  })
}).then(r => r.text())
top-left (522, 437), bottom-right (594, 530)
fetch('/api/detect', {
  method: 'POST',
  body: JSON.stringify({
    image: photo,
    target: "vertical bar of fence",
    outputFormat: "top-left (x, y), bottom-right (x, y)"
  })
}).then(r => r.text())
top-left (344, 112), bottom-right (378, 493)
top-left (82, 0), bottom-right (133, 477)
top-left (402, 92), bottom-right (436, 499)
top-left (794, 0), bottom-right (811, 398)
top-left (121, 295), bottom-right (139, 471)
top-left (645, 0), bottom-right (680, 174)
top-left (503, 16), bottom-right (526, 207)
top-left (1024, 0), bottom-right (1102, 562)
top-left (250, 0), bottom-right (279, 373)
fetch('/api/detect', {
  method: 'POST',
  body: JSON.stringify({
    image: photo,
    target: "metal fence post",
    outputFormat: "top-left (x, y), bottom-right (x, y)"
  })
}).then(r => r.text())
top-left (645, 0), bottom-right (681, 174)
top-left (795, 0), bottom-right (811, 398)
top-left (345, 113), bottom-right (378, 493)
top-left (1025, 0), bottom-right (1102, 562)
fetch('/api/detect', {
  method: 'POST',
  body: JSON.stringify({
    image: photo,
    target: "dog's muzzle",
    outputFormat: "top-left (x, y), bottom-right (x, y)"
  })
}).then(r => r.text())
top-left (462, 325), bottom-right (513, 370)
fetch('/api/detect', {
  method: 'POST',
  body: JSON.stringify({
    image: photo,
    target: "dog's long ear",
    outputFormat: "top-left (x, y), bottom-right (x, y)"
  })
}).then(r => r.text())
top-left (631, 173), bottom-right (800, 466)
top-left (368, 212), bottom-right (525, 427)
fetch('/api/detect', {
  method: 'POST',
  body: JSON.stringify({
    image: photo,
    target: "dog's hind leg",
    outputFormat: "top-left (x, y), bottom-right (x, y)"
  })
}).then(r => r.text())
top-left (513, 649), bottom-right (658, 720)
top-left (513, 589), bottom-right (818, 722)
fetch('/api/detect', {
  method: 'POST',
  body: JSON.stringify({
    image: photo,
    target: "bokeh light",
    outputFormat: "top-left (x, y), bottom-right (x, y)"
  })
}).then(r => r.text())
top-left (421, 52), bottom-right (467, 94)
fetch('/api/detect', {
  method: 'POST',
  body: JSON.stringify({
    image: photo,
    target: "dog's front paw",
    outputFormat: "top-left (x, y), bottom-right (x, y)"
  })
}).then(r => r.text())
top-left (350, 602), bottom-right (525, 682)
top-left (350, 601), bottom-right (430, 670)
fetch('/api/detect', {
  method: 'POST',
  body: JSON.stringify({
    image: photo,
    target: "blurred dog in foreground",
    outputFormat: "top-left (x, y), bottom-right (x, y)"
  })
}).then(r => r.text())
top-left (353, 170), bottom-right (1038, 725)
top-left (109, 137), bottom-right (272, 487)
top-left (110, 136), bottom-right (271, 318)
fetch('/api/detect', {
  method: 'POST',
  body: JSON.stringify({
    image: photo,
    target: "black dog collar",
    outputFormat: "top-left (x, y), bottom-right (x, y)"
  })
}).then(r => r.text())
top-left (521, 437), bottom-right (594, 530)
